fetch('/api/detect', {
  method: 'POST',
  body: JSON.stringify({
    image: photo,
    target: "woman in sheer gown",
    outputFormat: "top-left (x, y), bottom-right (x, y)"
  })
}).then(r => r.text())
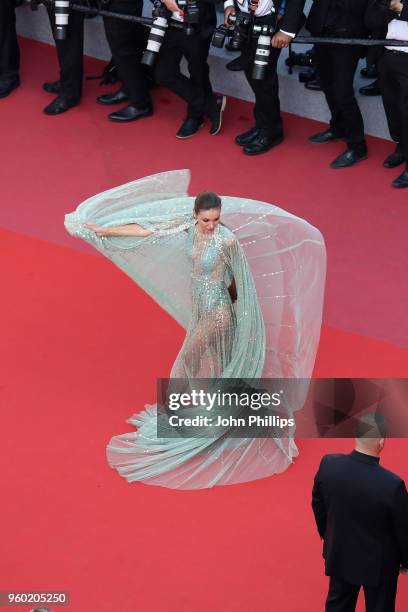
top-left (64, 170), bottom-right (326, 489)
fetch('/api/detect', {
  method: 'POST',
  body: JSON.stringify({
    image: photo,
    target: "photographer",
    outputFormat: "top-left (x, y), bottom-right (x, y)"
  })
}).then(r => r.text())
top-left (153, 0), bottom-right (226, 139)
top-left (0, 0), bottom-right (20, 99)
top-left (43, 5), bottom-right (85, 114)
top-left (98, 0), bottom-right (153, 122)
top-left (224, 0), bottom-right (305, 155)
top-left (366, 0), bottom-right (408, 188)
top-left (306, 0), bottom-right (370, 169)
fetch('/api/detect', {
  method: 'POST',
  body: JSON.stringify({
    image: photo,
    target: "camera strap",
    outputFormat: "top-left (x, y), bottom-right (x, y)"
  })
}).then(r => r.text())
top-left (248, 0), bottom-right (259, 16)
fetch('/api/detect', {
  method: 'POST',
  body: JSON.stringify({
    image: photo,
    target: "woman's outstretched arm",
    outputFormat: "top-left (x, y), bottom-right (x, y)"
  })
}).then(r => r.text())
top-left (84, 222), bottom-right (153, 237)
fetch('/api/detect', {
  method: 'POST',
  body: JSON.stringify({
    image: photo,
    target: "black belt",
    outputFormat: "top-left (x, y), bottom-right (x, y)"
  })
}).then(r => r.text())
top-left (253, 13), bottom-right (276, 26)
top-left (238, 11), bottom-right (276, 26)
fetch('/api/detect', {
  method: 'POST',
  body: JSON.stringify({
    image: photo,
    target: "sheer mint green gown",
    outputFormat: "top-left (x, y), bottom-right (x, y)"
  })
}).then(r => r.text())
top-left (64, 170), bottom-right (326, 489)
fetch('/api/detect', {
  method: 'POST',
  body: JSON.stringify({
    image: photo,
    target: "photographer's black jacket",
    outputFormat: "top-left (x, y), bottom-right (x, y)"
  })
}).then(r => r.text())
top-left (156, 0), bottom-right (217, 37)
top-left (365, 0), bottom-right (408, 33)
top-left (279, 0), bottom-right (307, 34)
top-left (196, 0), bottom-right (218, 38)
top-left (306, 0), bottom-right (371, 36)
top-left (312, 451), bottom-right (408, 587)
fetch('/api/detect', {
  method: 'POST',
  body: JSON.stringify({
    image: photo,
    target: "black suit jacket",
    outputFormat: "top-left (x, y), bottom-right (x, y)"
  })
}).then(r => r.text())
top-left (197, 0), bottom-right (217, 38)
top-left (364, 0), bottom-right (408, 63)
top-left (280, 0), bottom-right (307, 34)
top-left (306, 0), bottom-right (370, 36)
top-left (365, 0), bottom-right (408, 33)
top-left (312, 451), bottom-right (408, 587)
top-left (157, 0), bottom-right (217, 37)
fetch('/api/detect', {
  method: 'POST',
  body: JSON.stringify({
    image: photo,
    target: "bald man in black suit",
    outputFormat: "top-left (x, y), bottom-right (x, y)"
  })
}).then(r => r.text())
top-left (312, 421), bottom-right (408, 611)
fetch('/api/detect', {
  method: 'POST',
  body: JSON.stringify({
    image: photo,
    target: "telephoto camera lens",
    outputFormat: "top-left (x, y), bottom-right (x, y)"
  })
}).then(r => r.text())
top-left (54, 0), bottom-right (70, 40)
top-left (230, 27), bottom-right (246, 51)
top-left (229, 14), bottom-right (249, 51)
top-left (252, 34), bottom-right (271, 80)
top-left (142, 15), bottom-right (169, 67)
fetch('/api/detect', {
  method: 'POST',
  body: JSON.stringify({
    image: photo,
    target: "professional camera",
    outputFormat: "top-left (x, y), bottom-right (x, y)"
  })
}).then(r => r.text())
top-left (213, 11), bottom-right (278, 80)
top-left (28, 0), bottom-right (70, 40)
top-left (252, 30), bottom-right (272, 80)
top-left (285, 49), bottom-right (315, 69)
top-left (54, 0), bottom-right (70, 39)
top-left (251, 19), bottom-right (278, 80)
top-left (142, 0), bottom-right (170, 67)
top-left (142, 0), bottom-right (197, 67)
top-left (212, 13), bottom-right (252, 50)
top-left (177, 0), bottom-right (199, 30)
top-left (212, 25), bottom-right (230, 48)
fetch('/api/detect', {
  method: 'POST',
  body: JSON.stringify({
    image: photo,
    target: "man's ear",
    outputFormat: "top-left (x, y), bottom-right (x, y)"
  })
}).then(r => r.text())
top-left (379, 438), bottom-right (385, 451)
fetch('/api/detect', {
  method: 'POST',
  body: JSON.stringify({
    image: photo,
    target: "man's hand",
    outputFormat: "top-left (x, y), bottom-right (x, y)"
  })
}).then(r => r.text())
top-left (271, 31), bottom-right (293, 49)
top-left (224, 6), bottom-right (236, 27)
top-left (390, 0), bottom-right (403, 13)
top-left (162, 0), bottom-right (181, 13)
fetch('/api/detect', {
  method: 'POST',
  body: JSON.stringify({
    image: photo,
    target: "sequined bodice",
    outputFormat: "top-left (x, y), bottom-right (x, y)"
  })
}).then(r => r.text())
top-left (171, 222), bottom-right (237, 379)
top-left (189, 223), bottom-right (230, 286)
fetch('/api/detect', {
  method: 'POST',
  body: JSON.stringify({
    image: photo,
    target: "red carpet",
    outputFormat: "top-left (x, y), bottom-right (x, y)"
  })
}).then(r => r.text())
top-left (0, 37), bottom-right (407, 611)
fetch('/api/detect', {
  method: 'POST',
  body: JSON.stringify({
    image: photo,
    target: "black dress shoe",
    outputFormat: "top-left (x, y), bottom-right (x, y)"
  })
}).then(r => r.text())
top-left (207, 94), bottom-right (227, 135)
top-left (43, 80), bottom-right (61, 94)
top-left (299, 68), bottom-right (316, 83)
top-left (392, 166), bottom-right (408, 188)
top-left (0, 77), bottom-right (20, 99)
top-left (176, 116), bottom-right (204, 139)
top-left (243, 131), bottom-right (284, 155)
top-left (226, 55), bottom-right (244, 71)
top-left (361, 65), bottom-right (377, 79)
top-left (43, 95), bottom-right (79, 115)
top-left (383, 145), bottom-right (405, 169)
top-left (309, 129), bottom-right (342, 144)
top-left (108, 103), bottom-right (153, 122)
top-left (235, 127), bottom-right (260, 146)
top-left (330, 148), bottom-right (368, 169)
top-left (97, 88), bottom-right (129, 105)
top-left (359, 80), bottom-right (381, 96)
top-left (305, 77), bottom-right (322, 91)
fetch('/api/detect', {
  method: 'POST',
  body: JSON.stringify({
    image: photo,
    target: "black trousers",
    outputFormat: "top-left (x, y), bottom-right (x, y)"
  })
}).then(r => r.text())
top-left (47, 8), bottom-right (84, 103)
top-left (0, 0), bottom-right (20, 85)
top-left (378, 50), bottom-right (408, 164)
top-left (103, 0), bottom-right (151, 108)
top-left (315, 42), bottom-right (366, 152)
top-left (325, 575), bottom-right (398, 612)
top-left (154, 26), bottom-right (214, 119)
top-left (241, 36), bottom-right (283, 139)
